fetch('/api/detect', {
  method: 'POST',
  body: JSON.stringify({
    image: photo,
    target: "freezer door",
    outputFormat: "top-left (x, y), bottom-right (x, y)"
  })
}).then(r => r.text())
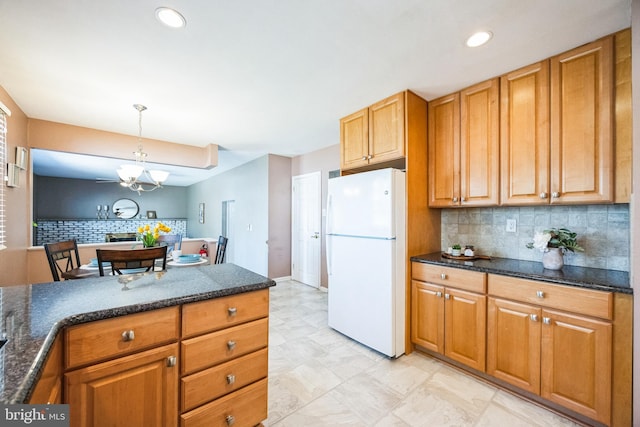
top-left (327, 235), bottom-right (405, 357)
top-left (327, 169), bottom-right (401, 239)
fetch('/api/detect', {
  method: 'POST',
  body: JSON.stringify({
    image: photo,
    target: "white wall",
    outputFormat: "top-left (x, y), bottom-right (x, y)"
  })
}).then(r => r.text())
top-left (187, 156), bottom-right (270, 276)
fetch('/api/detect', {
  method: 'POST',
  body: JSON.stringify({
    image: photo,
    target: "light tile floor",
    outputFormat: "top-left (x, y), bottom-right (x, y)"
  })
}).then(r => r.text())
top-left (266, 280), bottom-right (583, 427)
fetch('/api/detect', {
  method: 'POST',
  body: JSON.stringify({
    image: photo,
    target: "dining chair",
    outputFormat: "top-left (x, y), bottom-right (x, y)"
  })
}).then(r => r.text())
top-left (214, 236), bottom-right (228, 264)
top-left (44, 239), bottom-right (97, 281)
top-left (96, 246), bottom-right (168, 276)
top-left (156, 234), bottom-right (182, 254)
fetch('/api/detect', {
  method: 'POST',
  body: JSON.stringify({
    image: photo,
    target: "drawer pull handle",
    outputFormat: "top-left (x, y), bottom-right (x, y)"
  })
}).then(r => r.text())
top-left (536, 291), bottom-right (544, 298)
top-left (227, 340), bottom-right (236, 350)
top-left (529, 314), bottom-right (538, 322)
top-left (166, 356), bottom-right (176, 367)
top-left (444, 293), bottom-right (450, 300)
top-left (226, 374), bottom-right (236, 384)
top-left (436, 291), bottom-right (442, 298)
top-left (228, 307), bottom-right (237, 317)
top-left (226, 415), bottom-right (235, 426)
top-left (440, 273), bottom-right (447, 280)
top-left (121, 330), bottom-right (135, 342)
top-left (542, 317), bottom-right (551, 325)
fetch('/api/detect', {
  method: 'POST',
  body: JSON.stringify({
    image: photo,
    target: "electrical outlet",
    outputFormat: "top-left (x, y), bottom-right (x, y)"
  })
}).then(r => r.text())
top-left (506, 218), bottom-right (517, 233)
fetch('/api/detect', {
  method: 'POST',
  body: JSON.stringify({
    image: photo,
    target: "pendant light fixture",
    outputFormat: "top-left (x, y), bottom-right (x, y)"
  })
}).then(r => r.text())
top-left (117, 104), bottom-right (170, 194)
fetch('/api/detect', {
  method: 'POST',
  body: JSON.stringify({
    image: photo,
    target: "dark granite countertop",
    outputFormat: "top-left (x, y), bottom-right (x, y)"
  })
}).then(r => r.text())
top-left (0, 263), bottom-right (276, 404)
top-left (411, 252), bottom-right (631, 294)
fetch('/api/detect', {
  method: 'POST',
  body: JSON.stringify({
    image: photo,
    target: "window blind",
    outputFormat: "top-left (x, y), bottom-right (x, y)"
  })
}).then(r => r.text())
top-left (0, 110), bottom-right (6, 249)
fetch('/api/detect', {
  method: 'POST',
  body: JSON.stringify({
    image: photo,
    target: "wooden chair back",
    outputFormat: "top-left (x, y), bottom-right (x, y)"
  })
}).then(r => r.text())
top-left (44, 239), bottom-right (95, 281)
top-left (214, 236), bottom-right (228, 264)
top-left (96, 246), bottom-right (168, 276)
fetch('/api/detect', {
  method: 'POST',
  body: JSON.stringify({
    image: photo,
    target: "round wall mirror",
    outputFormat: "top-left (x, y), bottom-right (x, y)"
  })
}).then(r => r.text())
top-left (112, 198), bottom-right (139, 219)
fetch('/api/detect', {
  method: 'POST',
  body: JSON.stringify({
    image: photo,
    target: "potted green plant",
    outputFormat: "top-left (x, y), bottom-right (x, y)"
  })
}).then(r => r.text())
top-left (526, 228), bottom-right (584, 270)
top-left (451, 244), bottom-right (462, 256)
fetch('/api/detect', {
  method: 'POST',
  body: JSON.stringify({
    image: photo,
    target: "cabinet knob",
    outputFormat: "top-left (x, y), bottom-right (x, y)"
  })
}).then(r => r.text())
top-left (226, 374), bottom-right (236, 385)
top-left (227, 340), bottom-right (236, 350)
top-left (436, 291), bottom-right (442, 298)
top-left (539, 192), bottom-right (548, 199)
top-left (529, 314), bottom-right (538, 322)
top-left (361, 156), bottom-right (367, 161)
top-left (121, 330), bottom-right (135, 342)
top-left (166, 356), bottom-right (177, 367)
top-left (536, 290), bottom-right (544, 298)
top-left (542, 317), bottom-right (551, 325)
top-left (440, 273), bottom-right (447, 280)
top-left (226, 415), bottom-right (235, 426)
top-left (367, 155), bottom-right (373, 160)
top-left (452, 197), bottom-right (458, 203)
top-left (461, 197), bottom-right (466, 202)
top-left (552, 191), bottom-right (560, 198)
top-left (444, 293), bottom-right (450, 300)
top-left (228, 307), bottom-right (237, 317)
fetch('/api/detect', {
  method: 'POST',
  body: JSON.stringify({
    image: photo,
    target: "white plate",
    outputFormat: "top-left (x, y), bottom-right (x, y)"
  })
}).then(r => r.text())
top-left (168, 258), bottom-right (208, 267)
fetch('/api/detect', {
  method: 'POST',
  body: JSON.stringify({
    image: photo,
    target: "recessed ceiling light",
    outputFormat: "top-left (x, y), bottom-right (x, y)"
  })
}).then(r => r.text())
top-left (466, 31), bottom-right (493, 47)
top-left (155, 7), bottom-right (186, 29)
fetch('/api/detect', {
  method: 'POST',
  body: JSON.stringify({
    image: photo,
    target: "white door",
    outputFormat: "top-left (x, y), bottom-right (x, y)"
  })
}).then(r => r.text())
top-left (292, 172), bottom-right (321, 288)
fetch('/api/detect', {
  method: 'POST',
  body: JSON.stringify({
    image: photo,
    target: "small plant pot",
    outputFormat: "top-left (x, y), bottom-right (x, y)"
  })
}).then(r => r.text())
top-left (451, 249), bottom-right (461, 256)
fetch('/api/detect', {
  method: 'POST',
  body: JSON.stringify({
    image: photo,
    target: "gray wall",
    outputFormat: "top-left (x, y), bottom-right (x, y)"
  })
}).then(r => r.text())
top-left (34, 175), bottom-right (188, 219)
top-left (187, 155), bottom-right (291, 277)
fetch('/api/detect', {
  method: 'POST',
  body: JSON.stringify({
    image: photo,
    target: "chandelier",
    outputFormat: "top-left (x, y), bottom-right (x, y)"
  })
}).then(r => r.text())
top-left (117, 104), bottom-right (170, 194)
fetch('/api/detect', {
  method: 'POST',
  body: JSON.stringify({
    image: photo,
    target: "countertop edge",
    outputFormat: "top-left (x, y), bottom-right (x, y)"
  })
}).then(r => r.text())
top-left (11, 280), bottom-right (275, 405)
top-left (410, 253), bottom-right (632, 295)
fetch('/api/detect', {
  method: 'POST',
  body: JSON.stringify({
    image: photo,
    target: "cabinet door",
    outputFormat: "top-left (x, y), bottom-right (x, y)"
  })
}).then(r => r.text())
top-left (411, 280), bottom-right (444, 353)
top-left (428, 93), bottom-right (460, 207)
top-left (550, 37), bottom-right (613, 204)
top-left (444, 288), bottom-right (486, 372)
top-left (500, 61), bottom-right (550, 205)
top-left (28, 335), bottom-right (63, 404)
top-left (487, 297), bottom-right (541, 394)
top-left (340, 107), bottom-right (369, 170)
top-left (65, 343), bottom-right (179, 427)
top-left (541, 309), bottom-right (611, 424)
top-left (460, 78), bottom-right (500, 206)
top-left (369, 92), bottom-right (405, 165)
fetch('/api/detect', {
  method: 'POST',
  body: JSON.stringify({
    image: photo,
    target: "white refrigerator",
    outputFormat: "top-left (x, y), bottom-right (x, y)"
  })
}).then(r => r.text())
top-left (326, 168), bottom-right (406, 358)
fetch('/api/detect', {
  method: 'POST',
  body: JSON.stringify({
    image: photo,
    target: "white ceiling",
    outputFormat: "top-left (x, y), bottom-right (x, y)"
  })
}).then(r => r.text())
top-left (0, 0), bottom-right (632, 185)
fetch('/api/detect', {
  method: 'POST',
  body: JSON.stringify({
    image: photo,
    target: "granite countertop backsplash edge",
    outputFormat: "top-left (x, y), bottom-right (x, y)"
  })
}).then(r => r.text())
top-left (411, 252), bottom-right (631, 294)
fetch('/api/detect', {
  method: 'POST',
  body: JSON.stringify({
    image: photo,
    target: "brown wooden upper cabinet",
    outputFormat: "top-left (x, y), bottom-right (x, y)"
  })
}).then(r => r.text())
top-left (428, 79), bottom-right (499, 207)
top-left (340, 92), bottom-right (405, 171)
top-left (501, 37), bottom-right (614, 205)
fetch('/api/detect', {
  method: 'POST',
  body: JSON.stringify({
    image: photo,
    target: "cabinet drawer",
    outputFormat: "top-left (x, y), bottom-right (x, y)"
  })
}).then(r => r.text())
top-left (181, 318), bottom-right (269, 375)
top-left (180, 378), bottom-right (268, 427)
top-left (412, 262), bottom-right (486, 293)
top-left (65, 306), bottom-right (180, 369)
top-left (488, 274), bottom-right (613, 320)
top-left (181, 348), bottom-right (268, 412)
top-left (182, 289), bottom-right (269, 338)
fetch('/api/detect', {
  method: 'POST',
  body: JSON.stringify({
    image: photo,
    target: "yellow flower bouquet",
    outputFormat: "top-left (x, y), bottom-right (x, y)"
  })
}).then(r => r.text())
top-left (137, 222), bottom-right (172, 247)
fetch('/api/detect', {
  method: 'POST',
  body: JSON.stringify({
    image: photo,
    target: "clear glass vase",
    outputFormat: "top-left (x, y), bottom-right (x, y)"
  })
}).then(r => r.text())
top-left (542, 247), bottom-right (564, 270)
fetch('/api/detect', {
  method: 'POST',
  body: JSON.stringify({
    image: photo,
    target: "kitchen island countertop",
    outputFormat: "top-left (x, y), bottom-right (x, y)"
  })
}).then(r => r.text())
top-left (0, 263), bottom-right (276, 404)
top-left (411, 252), bottom-right (631, 294)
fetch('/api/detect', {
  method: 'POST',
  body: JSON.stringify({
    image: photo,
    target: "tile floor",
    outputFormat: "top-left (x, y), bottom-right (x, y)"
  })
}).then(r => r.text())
top-left (266, 279), bottom-right (583, 427)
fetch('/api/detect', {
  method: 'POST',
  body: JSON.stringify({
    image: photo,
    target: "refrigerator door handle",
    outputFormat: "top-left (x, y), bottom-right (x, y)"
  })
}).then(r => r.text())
top-left (326, 235), bottom-right (332, 276)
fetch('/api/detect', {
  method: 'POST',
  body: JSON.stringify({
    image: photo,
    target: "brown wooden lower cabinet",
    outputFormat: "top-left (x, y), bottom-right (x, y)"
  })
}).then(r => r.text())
top-left (411, 262), bottom-right (631, 427)
top-left (65, 343), bottom-right (179, 427)
top-left (28, 289), bottom-right (270, 427)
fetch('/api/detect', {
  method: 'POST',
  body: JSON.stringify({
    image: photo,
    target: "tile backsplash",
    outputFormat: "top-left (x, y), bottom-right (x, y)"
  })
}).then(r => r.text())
top-left (441, 204), bottom-right (630, 272)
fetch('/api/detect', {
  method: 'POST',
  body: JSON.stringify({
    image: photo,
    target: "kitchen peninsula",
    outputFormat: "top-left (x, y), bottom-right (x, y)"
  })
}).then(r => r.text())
top-left (0, 263), bottom-right (275, 426)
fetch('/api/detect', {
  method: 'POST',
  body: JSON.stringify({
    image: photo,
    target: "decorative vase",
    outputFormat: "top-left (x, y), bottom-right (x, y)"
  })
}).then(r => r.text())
top-left (542, 247), bottom-right (564, 270)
